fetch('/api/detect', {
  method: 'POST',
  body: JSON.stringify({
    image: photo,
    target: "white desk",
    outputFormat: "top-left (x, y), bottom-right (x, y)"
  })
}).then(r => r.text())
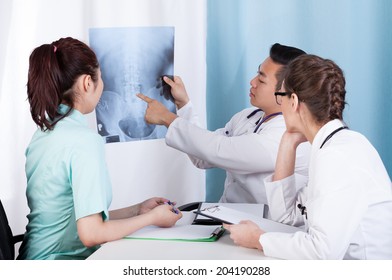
top-left (87, 203), bottom-right (278, 260)
top-left (87, 232), bottom-right (276, 260)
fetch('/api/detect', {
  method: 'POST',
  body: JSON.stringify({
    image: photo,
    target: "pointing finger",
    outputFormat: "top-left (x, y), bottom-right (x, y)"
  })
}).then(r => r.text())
top-left (136, 93), bottom-right (153, 103)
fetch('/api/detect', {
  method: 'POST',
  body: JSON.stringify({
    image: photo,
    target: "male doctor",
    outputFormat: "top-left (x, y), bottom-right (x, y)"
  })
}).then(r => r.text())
top-left (137, 43), bottom-right (310, 204)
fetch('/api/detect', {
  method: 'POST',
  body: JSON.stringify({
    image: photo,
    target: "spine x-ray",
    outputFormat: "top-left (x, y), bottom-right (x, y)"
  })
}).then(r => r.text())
top-left (89, 26), bottom-right (175, 143)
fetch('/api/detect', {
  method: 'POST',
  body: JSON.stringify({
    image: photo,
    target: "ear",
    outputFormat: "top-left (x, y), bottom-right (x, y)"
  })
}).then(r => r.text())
top-left (82, 74), bottom-right (93, 93)
top-left (74, 74), bottom-right (91, 94)
top-left (291, 93), bottom-right (300, 113)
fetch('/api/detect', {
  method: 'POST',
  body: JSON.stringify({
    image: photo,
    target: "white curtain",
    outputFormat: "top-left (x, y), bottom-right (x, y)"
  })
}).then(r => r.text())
top-left (0, 0), bottom-right (206, 235)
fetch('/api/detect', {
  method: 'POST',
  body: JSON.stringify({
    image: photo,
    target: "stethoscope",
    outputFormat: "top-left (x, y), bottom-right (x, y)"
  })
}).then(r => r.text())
top-left (224, 108), bottom-right (282, 137)
top-left (246, 109), bottom-right (282, 133)
top-left (319, 125), bottom-right (348, 149)
top-left (298, 124), bottom-right (349, 220)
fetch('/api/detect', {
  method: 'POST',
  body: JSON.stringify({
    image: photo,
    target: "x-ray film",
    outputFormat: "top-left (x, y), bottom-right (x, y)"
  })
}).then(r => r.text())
top-left (89, 27), bottom-right (175, 143)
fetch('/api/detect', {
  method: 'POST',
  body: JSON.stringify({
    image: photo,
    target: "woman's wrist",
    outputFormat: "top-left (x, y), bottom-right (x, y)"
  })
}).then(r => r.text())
top-left (134, 203), bottom-right (142, 216)
top-left (273, 134), bottom-right (299, 181)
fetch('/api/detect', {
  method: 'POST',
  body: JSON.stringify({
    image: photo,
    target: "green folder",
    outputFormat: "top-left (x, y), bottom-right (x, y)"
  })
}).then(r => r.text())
top-left (124, 225), bottom-right (225, 242)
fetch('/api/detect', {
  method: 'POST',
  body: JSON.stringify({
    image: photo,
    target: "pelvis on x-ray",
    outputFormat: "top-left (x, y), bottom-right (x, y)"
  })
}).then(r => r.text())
top-left (89, 26), bottom-right (175, 143)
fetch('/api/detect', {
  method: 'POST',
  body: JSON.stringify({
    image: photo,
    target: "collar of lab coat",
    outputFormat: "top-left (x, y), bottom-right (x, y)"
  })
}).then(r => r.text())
top-left (312, 119), bottom-right (346, 151)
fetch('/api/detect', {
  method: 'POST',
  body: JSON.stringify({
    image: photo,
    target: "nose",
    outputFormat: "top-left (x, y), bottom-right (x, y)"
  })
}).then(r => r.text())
top-left (250, 76), bottom-right (258, 87)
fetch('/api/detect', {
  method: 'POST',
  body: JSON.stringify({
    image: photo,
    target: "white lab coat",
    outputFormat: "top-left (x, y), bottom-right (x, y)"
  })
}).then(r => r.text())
top-left (165, 102), bottom-right (310, 204)
top-left (261, 119), bottom-right (392, 259)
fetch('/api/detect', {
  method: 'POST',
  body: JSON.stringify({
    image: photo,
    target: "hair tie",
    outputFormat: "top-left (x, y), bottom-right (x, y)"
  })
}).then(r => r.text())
top-left (53, 45), bottom-right (57, 53)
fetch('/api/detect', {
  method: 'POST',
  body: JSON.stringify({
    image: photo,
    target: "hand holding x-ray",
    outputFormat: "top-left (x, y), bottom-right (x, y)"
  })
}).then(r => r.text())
top-left (161, 75), bottom-right (190, 109)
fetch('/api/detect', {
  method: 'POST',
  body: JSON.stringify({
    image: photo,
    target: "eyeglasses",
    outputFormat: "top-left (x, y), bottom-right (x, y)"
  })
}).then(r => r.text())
top-left (201, 205), bottom-right (221, 213)
top-left (274, 92), bottom-right (291, 105)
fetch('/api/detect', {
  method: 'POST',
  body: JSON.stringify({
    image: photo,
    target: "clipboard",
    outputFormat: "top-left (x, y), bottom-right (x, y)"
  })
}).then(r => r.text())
top-left (194, 205), bottom-right (303, 234)
top-left (192, 203), bottom-right (225, 225)
top-left (193, 208), bottom-right (233, 224)
top-left (194, 205), bottom-right (264, 225)
top-left (193, 205), bottom-right (239, 224)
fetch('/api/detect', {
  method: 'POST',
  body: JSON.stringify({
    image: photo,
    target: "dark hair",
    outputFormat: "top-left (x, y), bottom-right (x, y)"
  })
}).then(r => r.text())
top-left (27, 37), bottom-right (99, 131)
top-left (283, 54), bottom-right (346, 123)
top-left (270, 43), bottom-right (306, 90)
top-left (270, 43), bottom-right (306, 65)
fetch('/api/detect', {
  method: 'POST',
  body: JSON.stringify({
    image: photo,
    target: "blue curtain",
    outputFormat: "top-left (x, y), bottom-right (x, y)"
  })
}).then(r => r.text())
top-left (206, 0), bottom-right (392, 201)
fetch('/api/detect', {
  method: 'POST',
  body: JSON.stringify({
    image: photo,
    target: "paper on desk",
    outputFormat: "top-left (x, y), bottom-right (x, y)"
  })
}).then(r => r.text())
top-left (196, 205), bottom-right (302, 234)
top-left (125, 212), bottom-right (224, 242)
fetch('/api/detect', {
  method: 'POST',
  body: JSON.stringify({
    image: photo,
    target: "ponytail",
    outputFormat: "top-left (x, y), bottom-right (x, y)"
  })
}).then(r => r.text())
top-left (27, 37), bottom-right (99, 130)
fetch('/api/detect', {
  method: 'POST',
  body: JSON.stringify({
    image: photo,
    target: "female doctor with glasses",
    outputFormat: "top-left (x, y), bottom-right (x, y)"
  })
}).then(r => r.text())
top-left (224, 54), bottom-right (392, 259)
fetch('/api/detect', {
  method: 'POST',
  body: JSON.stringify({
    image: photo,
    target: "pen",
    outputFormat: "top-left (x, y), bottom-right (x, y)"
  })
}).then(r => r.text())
top-left (165, 201), bottom-right (179, 214)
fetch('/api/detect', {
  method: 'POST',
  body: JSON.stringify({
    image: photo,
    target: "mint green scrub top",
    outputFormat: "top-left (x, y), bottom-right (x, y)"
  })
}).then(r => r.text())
top-left (18, 105), bottom-right (112, 260)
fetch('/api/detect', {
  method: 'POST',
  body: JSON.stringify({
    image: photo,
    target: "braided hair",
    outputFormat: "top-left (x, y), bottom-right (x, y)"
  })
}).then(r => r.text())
top-left (283, 54), bottom-right (346, 124)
